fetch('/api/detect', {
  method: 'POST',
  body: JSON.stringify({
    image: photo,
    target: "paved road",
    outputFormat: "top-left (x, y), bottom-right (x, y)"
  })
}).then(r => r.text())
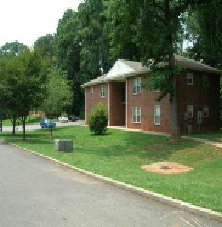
top-left (2, 120), bottom-right (85, 132)
top-left (0, 144), bottom-right (221, 227)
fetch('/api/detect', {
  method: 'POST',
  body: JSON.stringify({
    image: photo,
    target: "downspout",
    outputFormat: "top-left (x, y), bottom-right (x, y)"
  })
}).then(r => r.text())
top-left (125, 79), bottom-right (128, 128)
top-left (85, 87), bottom-right (86, 125)
top-left (108, 82), bottom-right (110, 126)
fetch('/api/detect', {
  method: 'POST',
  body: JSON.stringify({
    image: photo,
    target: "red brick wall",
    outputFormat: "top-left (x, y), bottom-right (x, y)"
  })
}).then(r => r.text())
top-left (85, 84), bottom-right (108, 125)
top-left (177, 70), bottom-right (220, 134)
top-left (85, 70), bottom-right (220, 134)
top-left (126, 76), bottom-right (171, 133)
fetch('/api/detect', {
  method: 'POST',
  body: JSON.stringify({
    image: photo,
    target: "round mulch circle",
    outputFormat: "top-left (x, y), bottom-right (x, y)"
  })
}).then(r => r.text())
top-left (141, 162), bottom-right (193, 174)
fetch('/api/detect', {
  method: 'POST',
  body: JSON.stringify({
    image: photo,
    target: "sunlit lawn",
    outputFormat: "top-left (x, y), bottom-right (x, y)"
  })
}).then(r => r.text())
top-left (1, 126), bottom-right (222, 213)
top-left (2, 116), bottom-right (41, 126)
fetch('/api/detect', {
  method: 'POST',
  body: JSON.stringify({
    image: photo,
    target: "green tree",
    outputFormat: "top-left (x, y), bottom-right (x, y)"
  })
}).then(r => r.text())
top-left (107, 0), bottom-right (208, 140)
top-left (89, 102), bottom-right (108, 135)
top-left (0, 57), bottom-right (11, 131)
top-left (41, 67), bottom-right (73, 137)
top-left (34, 34), bottom-right (57, 67)
top-left (2, 48), bottom-right (49, 139)
top-left (0, 41), bottom-right (28, 57)
top-left (56, 9), bottom-right (82, 116)
top-left (184, 2), bottom-right (222, 68)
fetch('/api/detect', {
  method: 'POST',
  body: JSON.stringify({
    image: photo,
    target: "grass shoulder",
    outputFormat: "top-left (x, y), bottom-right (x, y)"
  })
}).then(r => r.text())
top-left (1, 126), bottom-right (222, 213)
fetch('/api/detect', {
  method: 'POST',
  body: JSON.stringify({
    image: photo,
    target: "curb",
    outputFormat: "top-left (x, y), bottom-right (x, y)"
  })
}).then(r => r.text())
top-left (10, 143), bottom-right (222, 223)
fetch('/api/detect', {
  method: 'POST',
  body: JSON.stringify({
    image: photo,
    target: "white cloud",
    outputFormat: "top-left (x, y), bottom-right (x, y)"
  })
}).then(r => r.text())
top-left (0, 0), bottom-right (83, 47)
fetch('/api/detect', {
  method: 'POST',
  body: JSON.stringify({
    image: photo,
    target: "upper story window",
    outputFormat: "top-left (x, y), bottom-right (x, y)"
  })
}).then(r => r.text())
top-left (187, 72), bottom-right (193, 85)
top-left (203, 105), bottom-right (209, 117)
top-left (133, 77), bottom-right (141, 94)
top-left (101, 85), bottom-right (106, 98)
top-left (154, 105), bottom-right (160, 125)
top-left (90, 87), bottom-right (93, 99)
top-left (187, 105), bottom-right (193, 118)
top-left (132, 107), bottom-right (141, 123)
top-left (203, 74), bottom-right (209, 86)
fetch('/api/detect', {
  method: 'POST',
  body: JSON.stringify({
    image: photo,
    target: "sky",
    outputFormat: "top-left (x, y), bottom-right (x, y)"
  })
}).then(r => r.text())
top-left (0, 0), bottom-right (83, 47)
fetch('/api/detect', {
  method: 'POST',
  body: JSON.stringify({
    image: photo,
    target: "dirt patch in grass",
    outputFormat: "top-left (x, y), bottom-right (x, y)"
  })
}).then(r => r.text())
top-left (141, 162), bottom-right (193, 174)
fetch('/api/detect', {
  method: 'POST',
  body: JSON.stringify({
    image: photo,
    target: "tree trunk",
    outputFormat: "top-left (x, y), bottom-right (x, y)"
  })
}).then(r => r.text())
top-left (170, 77), bottom-right (181, 140)
top-left (50, 126), bottom-right (52, 137)
top-left (22, 116), bottom-right (26, 141)
top-left (0, 119), bottom-right (2, 132)
top-left (165, 0), bottom-right (181, 141)
top-left (12, 115), bottom-right (16, 135)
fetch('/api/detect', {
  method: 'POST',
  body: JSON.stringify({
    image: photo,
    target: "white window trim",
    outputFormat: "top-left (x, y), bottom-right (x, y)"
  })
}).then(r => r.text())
top-left (154, 89), bottom-right (160, 92)
top-left (132, 107), bottom-right (141, 123)
top-left (187, 72), bottom-right (193, 85)
top-left (90, 87), bottom-right (93, 99)
top-left (203, 74), bottom-right (209, 86)
top-left (133, 77), bottom-right (141, 94)
top-left (187, 105), bottom-right (193, 118)
top-left (154, 105), bottom-right (160, 125)
top-left (203, 105), bottom-right (209, 117)
top-left (101, 85), bottom-right (106, 98)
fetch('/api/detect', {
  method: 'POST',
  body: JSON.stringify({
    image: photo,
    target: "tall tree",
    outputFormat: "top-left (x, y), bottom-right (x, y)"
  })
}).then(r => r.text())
top-left (0, 41), bottom-right (28, 57)
top-left (41, 67), bottom-right (73, 137)
top-left (184, 2), bottom-right (222, 68)
top-left (107, 0), bottom-right (207, 140)
top-left (34, 34), bottom-right (57, 67)
top-left (56, 9), bottom-right (82, 115)
top-left (2, 48), bottom-right (49, 140)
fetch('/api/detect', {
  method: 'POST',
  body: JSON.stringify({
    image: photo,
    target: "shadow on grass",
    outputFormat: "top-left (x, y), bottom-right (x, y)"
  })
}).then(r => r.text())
top-left (76, 130), bottom-right (204, 163)
top-left (0, 126), bottom-right (214, 165)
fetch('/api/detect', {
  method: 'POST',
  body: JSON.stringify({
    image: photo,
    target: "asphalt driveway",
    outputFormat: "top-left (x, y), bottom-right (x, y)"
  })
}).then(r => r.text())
top-left (0, 143), bottom-right (221, 227)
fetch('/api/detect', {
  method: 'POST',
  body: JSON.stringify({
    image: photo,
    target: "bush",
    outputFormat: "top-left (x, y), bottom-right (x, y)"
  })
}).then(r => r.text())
top-left (89, 103), bottom-right (108, 135)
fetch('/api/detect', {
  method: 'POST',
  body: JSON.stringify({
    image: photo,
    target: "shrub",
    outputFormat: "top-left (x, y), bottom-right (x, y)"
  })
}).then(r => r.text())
top-left (89, 103), bottom-right (108, 135)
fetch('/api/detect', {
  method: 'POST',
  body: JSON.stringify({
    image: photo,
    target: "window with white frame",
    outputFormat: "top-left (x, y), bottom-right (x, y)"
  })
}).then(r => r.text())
top-left (101, 85), bottom-right (106, 98)
top-left (187, 105), bottom-right (193, 117)
top-left (154, 105), bottom-right (160, 125)
top-left (187, 72), bottom-right (193, 85)
top-left (133, 77), bottom-right (141, 94)
top-left (132, 107), bottom-right (141, 123)
top-left (154, 88), bottom-right (160, 92)
top-left (90, 87), bottom-right (93, 99)
top-left (203, 105), bottom-right (209, 117)
top-left (203, 74), bottom-right (209, 86)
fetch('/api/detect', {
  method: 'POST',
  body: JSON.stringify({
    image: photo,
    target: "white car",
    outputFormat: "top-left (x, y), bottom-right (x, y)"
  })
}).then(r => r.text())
top-left (58, 116), bottom-right (69, 123)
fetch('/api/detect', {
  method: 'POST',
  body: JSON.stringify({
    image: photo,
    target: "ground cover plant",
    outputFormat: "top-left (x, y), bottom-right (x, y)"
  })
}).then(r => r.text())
top-left (1, 126), bottom-right (222, 213)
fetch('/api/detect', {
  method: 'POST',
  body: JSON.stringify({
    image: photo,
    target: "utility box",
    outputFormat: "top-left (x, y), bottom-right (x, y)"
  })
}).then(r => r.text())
top-left (54, 139), bottom-right (73, 153)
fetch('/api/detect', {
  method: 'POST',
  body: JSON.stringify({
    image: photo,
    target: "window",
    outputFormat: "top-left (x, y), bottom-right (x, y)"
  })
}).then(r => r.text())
top-left (133, 77), bottom-right (141, 94)
top-left (90, 87), bottom-right (93, 99)
top-left (187, 105), bottom-right (193, 118)
top-left (154, 105), bottom-right (160, 125)
top-left (203, 74), bottom-right (209, 86)
top-left (203, 105), bottom-right (209, 117)
top-left (132, 107), bottom-right (141, 123)
top-left (154, 88), bottom-right (160, 92)
top-left (187, 73), bottom-right (193, 85)
top-left (101, 85), bottom-right (106, 98)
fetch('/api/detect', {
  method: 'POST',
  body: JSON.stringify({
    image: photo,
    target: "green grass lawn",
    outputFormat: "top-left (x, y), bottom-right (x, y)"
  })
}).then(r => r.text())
top-left (187, 130), bottom-right (222, 142)
top-left (1, 126), bottom-right (222, 213)
top-left (1, 116), bottom-right (60, 127)
top-left (2, 116), bottom-right (41, 126)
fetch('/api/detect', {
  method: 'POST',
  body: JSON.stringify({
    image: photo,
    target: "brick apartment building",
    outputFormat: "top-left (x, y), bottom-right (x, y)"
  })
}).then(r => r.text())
top-left (82, 55), bottom-right (221, 134)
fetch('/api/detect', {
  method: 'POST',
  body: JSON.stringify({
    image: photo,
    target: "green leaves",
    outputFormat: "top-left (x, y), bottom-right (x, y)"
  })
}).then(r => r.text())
top-left (41, 67), bottom-right (73, 118)
top-left (89, 102), bottom-right (108, 135)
